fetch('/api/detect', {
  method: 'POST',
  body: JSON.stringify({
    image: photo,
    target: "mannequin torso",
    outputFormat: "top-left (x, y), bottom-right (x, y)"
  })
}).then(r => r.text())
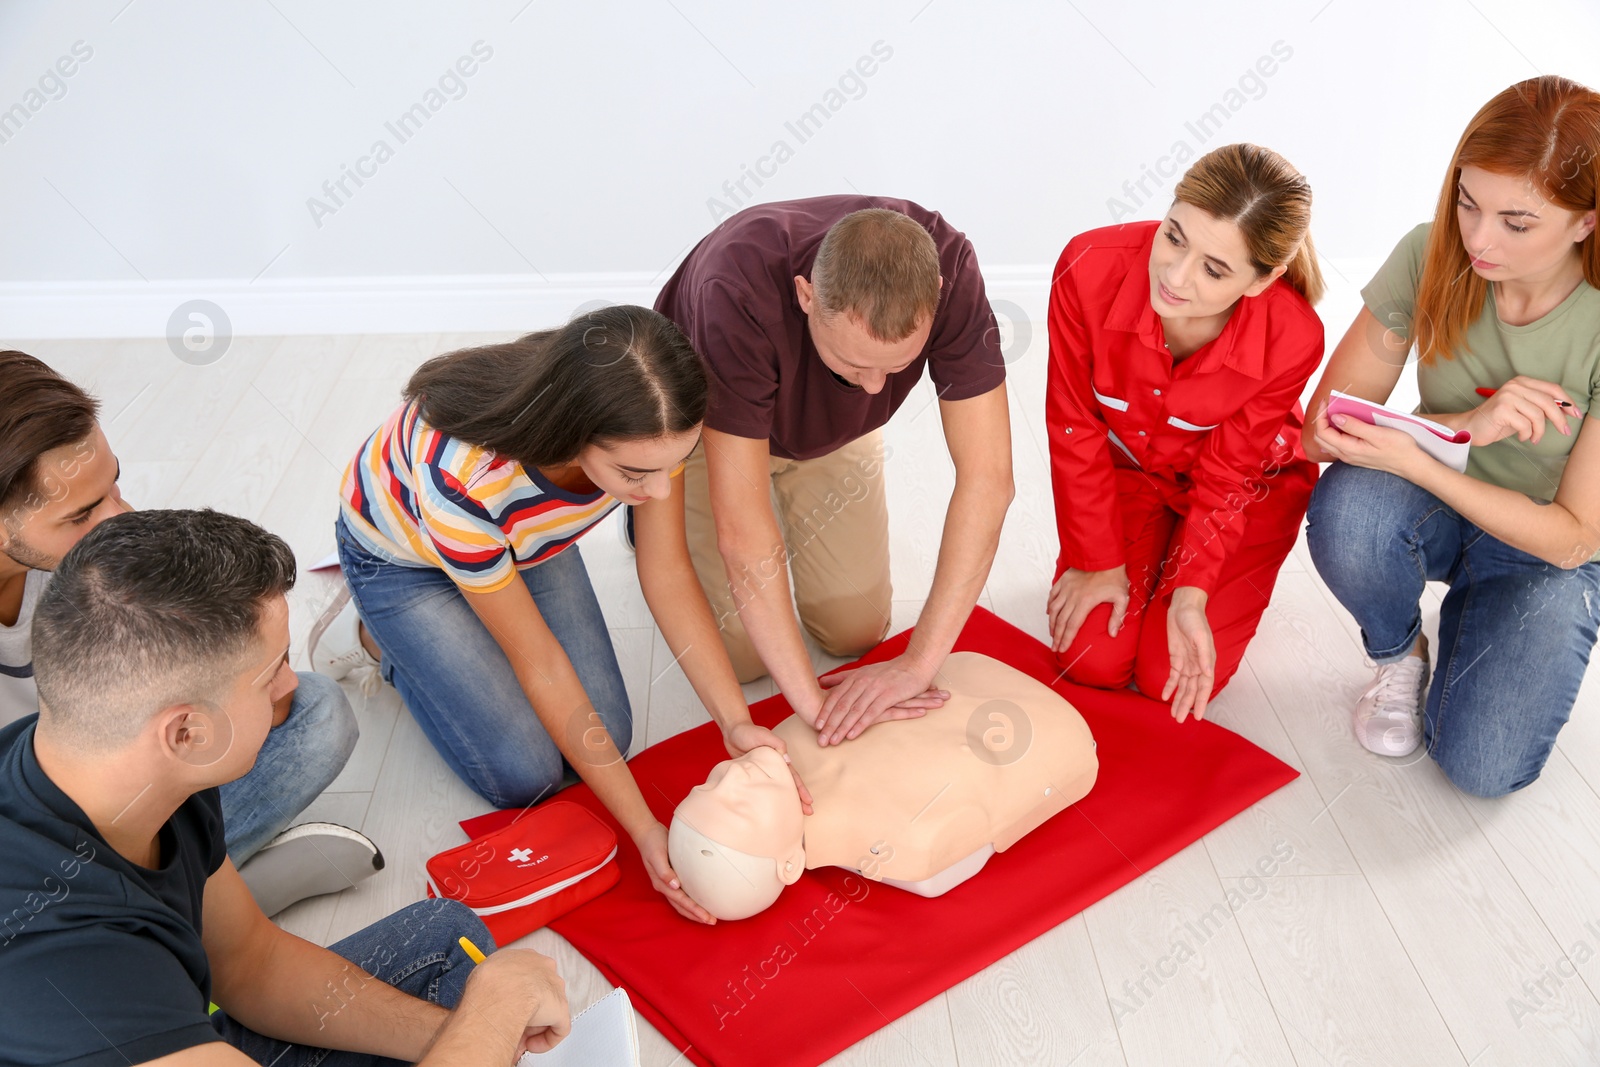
top-left (776, 652), bottom-right (1097, 885)
top-left (669, 653), bottom-right (1099, 918)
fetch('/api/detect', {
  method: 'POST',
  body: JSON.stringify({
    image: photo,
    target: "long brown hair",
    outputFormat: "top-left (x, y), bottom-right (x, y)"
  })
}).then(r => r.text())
top-left (1171, 142), bottom-right (1325, 306)
top-left (403, 305), bottom-right (707, 469)
top-left (1414, 75), bottom-right (1600, 364)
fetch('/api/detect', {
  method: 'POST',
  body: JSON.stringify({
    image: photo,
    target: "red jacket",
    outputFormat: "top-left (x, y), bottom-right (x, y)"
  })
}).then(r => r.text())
top-left (1047, 221), bottom-right (1324, 594)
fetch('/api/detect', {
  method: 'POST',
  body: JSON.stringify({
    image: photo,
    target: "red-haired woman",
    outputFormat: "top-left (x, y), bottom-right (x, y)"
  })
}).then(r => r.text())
top-left (1047, 143), bottom-right (1325, 723)
top-left (1304, 76), bottom-right (1600, 795)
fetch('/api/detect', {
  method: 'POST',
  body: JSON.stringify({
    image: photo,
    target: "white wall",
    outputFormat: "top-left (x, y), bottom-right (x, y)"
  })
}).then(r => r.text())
top-left (0, 0), bottom-right (1596, 337)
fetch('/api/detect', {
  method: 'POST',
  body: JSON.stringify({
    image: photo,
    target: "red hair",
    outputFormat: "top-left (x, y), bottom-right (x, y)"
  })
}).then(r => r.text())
top-left (1415, 76), bottom-right (1600, 363)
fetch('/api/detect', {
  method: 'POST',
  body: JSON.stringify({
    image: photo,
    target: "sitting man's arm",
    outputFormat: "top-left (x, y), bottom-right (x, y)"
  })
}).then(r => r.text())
top-left (815, 383), bottom-right (1015, 743)
top-left (190, 859), bottom-right (567, 1064)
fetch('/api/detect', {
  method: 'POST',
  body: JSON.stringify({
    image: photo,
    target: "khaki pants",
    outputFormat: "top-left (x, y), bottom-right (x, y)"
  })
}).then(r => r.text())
top-left (682, 430), bottom-right (893, 683)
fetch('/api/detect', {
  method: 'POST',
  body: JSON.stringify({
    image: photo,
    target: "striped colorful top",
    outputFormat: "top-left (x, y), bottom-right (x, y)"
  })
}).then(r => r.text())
top-left (339, 400), bottom-right (621, 593)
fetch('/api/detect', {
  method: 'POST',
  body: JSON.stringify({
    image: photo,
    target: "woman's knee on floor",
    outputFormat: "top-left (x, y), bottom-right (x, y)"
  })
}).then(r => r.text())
top-left (531, 691), bottom-right (636, 793)
top-left (458, 740), bottom-right (568, 810)
top-left (1131, 653), bottom-right (1173, 705)
top-left (1057, 636), bottom-right (1137, 692)
top-left (1052, 599), bottom-right (1138, 690)
top-left (1433, 744), bottom-right (1547, 799)
top-left (1427, 563), bottom-right (1597, 799)
top-left (1429, 700), bottom-right (1558, 799)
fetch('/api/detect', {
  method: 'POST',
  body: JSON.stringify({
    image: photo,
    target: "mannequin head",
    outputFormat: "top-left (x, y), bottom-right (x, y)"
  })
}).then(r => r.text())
top-left (667, 746), bottom-right (805, 920)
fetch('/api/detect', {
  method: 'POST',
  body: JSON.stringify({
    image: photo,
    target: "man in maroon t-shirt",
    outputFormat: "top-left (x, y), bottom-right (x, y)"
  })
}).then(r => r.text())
top-left (655, 195), bottom-right (1014, 746)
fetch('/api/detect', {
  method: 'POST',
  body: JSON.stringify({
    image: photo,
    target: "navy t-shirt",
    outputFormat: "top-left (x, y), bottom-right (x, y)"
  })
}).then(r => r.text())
top-left (0, 714), bottom-right (228, 1066)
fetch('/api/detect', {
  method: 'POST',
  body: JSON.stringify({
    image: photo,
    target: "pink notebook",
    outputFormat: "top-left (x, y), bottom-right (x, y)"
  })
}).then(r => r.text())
top-left (1325, 390), bottom-right (1471, 472)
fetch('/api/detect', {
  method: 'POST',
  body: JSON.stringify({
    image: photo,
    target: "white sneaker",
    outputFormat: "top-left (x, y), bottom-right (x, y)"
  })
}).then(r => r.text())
top-left (308, 588), bottom-right (382, 697)
top-left (1353, 652), bottom-right (1429, 757)
top-left (237, 822), bottom-right (384, 917)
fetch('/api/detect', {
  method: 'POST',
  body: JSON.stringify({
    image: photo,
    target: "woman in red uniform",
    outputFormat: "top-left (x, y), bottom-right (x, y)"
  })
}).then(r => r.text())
top-left (1047, 142), bottom-right (1325, 722)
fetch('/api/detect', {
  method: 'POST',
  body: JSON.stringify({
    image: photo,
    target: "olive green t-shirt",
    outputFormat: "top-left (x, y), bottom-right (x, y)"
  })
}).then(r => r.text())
top-left (1362, 222), bottom-right (1600, 510)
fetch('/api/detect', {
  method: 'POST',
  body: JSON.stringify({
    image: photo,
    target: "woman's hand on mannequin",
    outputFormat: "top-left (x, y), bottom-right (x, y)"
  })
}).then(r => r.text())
top-left (1459, 376), bottom-right (1580, 446)
top-left (1162, 586), bottom-right (1215, 723)
top-left (632, 820), bottom-right (717, 924)
top-left (1048, 565), bottom-right (1130, 653)
top-left (812, 660), bottom-right (949, 747)
top-left (722, 720), bottom-right (815, 815)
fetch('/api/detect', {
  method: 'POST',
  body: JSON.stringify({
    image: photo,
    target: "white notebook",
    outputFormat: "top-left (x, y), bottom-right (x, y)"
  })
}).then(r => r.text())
top-left (520, 986), bottom-right (640, 1067)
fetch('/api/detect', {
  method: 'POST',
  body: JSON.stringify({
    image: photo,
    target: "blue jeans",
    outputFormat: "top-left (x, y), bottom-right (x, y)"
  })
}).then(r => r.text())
top-left (211, 898), bottom-right (492, 1066)
top-left (1305, 462), bottom-right (1600, 797)
top-left (334, 515), bottom-right (633, 809)
top-left (221, 670), bottom-right (359, 863)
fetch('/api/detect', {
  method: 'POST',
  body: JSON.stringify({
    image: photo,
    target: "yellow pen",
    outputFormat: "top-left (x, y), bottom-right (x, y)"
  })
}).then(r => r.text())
top-left (458, 935), bottom-right (488, 964)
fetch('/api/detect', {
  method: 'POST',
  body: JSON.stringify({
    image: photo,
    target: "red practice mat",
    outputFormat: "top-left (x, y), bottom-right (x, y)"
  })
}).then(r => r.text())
top-left (461, 607), bottom-right (1297, 1067)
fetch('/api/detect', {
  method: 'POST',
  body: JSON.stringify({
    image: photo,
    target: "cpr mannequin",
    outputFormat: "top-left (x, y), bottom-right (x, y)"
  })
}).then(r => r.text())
top-left (668, 652), bottom-right (1098, 920)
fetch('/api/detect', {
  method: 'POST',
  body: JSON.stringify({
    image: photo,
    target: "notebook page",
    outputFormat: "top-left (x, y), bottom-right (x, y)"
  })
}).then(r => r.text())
top-left (519, 986), bottom-right (640, 1067)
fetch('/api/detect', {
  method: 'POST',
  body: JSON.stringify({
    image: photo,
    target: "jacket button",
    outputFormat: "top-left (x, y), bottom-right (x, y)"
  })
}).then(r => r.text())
top-left (1138, 430), bottom-right (1147, 436)
top-left (1153, 388), bottom-right (1162, 396)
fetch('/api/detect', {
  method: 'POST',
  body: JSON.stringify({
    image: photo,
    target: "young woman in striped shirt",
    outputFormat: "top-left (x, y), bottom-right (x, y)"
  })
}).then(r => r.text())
top-left (319, 305), bottom-right (808, 923)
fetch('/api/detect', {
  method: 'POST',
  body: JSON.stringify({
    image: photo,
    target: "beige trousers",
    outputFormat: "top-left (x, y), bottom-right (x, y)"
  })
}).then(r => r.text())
top-left (682, 430), bottom-right (893, 683)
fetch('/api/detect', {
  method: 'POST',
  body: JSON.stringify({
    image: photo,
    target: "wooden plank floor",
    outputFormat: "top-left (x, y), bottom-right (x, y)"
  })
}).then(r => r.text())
top-left (16, 285), bottom-right (1600, 1065)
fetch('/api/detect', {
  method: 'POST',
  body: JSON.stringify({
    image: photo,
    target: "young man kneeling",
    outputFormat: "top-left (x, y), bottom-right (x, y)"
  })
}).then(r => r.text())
top-left (0, 509), bottom-right (569, 1066)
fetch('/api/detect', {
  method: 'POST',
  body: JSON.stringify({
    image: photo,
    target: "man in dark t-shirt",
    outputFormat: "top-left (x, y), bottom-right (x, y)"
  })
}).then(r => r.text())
top-left (0, 350), bottom-right (380, 920)
top-left (656, 195), bottom-right (1014, 746)
top-left (0, 510), bottom-right (569, 1067)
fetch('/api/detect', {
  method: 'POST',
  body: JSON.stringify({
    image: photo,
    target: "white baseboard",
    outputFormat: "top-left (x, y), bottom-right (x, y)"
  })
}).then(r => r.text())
top-left (0, 266), bottom-right (1057, 340)
top-left (0, 260), bottom-right (1377, 341)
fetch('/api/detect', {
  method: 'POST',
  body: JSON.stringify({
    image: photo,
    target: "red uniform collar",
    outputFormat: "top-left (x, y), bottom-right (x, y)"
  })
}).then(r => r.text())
top-left (1102, 222), bottom-right (1270, 381)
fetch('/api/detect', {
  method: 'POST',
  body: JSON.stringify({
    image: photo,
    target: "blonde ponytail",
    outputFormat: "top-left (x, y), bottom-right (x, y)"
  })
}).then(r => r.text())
top-left (1283, 231), bottom-right (1326, 306)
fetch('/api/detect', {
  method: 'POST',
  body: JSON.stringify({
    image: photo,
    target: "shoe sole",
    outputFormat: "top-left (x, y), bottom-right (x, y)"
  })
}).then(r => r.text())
top-left (239, 821), bottom-right (384, 917)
